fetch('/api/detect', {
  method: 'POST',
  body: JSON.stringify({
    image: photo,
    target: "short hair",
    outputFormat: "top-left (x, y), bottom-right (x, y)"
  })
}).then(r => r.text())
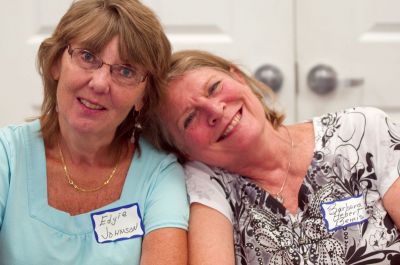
top-left (37, 0), bottom-right (171, 148)
top-left (147, 50), bottom-right (285, 162)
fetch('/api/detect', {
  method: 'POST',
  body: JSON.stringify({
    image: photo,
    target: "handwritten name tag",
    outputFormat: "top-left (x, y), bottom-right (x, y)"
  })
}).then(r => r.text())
top-left (321, 195), bottom-right (369, 232)
top-left (91, 203), bottom-right (145, 243)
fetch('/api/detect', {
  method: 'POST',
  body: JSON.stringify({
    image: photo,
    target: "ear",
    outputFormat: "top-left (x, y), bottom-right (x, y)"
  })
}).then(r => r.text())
top-left (134, 97), bottom-right (144, 111)
top-left (229, 67), bottom-right (246, 84)
top-left (134, 92), bottom-right (145, 111)
top-left (51, 60), bottom-right (61, 81)
top-left (134, 85), bottom-right (147, 112)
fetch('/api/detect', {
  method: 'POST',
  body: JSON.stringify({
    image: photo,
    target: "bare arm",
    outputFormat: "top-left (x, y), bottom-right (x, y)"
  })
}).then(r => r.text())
top-left (140, 228), bottom-right (187, 265)
top-left (189, 203), bottom-right (235, 265)
top-left (383, 176), bottom-right (400, 228)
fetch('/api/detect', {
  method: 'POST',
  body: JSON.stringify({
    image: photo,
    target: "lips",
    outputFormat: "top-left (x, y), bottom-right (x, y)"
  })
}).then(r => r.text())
top-left (217, 109), bottom-right (242, 141)
top-left (78, 98), bottom-right (106, 110)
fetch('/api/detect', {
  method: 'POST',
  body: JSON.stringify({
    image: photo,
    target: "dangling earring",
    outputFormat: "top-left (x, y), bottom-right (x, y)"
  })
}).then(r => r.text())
top-left (130, 109), bottom-right (142, 144)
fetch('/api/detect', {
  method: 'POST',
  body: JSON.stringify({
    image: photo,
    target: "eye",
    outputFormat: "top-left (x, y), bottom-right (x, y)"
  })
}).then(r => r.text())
top-left (116, 65), bottom-right (136, 79)
top-left (208, 81), bottom-right (221, 96)
top-left (79, 50), bottom-right (96, 64)
top-left (184, 111), bottom-right (196, 129)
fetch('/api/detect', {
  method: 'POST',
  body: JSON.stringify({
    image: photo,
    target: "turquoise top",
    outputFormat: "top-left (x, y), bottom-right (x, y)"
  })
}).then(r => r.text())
top-left (0, 120), bottom-right (189, 265)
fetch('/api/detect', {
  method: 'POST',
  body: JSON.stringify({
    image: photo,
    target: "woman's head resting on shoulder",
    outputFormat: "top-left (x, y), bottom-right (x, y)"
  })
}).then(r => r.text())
top-left (37, 0), bottom-right (171, 147)
top-left (149, 50), bottom-right (285, 166)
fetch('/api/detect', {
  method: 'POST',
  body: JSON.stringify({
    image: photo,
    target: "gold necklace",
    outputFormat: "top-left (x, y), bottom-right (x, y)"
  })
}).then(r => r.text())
top-left (57, 142), bottom-right (119, 192)
top-left (270, 125), bottom-right (293, 204)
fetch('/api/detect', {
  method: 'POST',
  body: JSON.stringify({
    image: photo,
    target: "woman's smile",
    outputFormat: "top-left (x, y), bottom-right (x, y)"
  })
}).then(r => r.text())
top-left (78, 97), bottom-right (106, 111)
top-left (218, 108), bottom-right (242, 142)
top-left (162, 66), bottom-right (267, 168)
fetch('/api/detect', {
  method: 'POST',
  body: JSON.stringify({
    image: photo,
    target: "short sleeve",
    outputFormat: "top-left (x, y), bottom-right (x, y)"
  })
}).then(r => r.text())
top-left (143, 158), bottom-right (189, 234)
top-left (369, 108), bottom-right (400, 196)
top-left (184, 161), bottom-right (233, 223)
top-left (0, 129), bottom-right (11, 228)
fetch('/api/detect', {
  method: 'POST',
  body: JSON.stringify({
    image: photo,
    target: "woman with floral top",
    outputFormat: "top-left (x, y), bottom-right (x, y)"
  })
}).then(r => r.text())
top-left (148, 49), bottom-right (400, 264)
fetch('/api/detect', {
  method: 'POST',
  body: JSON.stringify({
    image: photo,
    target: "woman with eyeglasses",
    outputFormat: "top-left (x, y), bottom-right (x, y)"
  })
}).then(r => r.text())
top-left (0, 0), bottom-right (188, 264)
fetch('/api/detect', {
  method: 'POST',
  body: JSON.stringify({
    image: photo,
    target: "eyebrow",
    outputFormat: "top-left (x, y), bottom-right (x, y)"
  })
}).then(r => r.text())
top-left (203, 74), bottom-right (216, 94)
top-left (175, 74), bottom-right (216, 131)
top-left (79, 45), bottom-right (135, 67)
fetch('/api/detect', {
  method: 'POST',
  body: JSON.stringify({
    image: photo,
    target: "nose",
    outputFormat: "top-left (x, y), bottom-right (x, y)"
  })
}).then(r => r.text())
top-left (88, 64), bottom-right (112, 94)
top-left (201, 99), bottom-right (225, 126)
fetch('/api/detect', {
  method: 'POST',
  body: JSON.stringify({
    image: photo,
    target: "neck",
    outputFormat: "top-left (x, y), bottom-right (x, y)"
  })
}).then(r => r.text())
top-left (227, 125), bottom-right (294, 189)
top-left (58, 124), bottom-right (119, 166)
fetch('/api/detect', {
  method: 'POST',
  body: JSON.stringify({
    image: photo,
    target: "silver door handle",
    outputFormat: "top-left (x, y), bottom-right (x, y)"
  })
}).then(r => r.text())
top-left (254, 64), bottom-right (284, 93)
top-left (307, 64), bottom-right (364, 95)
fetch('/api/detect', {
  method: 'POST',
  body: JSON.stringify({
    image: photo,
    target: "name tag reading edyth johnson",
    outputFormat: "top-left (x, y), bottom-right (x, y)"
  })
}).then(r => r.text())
top-left (91, 203), bottom-right (145, 243)
top-left (321, 195), bottom-right (369, 232)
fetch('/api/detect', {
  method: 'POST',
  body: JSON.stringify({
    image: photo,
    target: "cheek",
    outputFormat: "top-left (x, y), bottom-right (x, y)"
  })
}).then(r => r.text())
top-left (220, 82), bottom-right (239, 100)
top-left (114, 87), bottom-right (146, 110)
top-left (224, 77), bottom-right (250, 95)
top-left (55, 78), bottom-right (73, 105)
top-left (182, 129), bottom-right (215, 162)
top-left (57, 67), bottom-right (86, 94)
top-left (183, 127), bottom-right (210, 150)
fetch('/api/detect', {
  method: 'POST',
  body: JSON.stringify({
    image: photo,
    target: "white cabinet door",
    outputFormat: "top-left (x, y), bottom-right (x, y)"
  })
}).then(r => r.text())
top-left (0, 0), bottom-right (71, 127)
top-left (296, 0), bottom-right (400, 121)
top-left (148, 0), bottom-right (296, 122)
top-left (0, 0), bottom-right (295, 127)
top-left (4, 1), bottom-right (398, 127)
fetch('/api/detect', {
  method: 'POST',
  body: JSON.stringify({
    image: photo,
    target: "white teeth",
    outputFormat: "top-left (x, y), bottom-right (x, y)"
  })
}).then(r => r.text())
top-left (79, 98), bottom-right (104, 110)
top-left (222, 113), bottom-right (242, 137)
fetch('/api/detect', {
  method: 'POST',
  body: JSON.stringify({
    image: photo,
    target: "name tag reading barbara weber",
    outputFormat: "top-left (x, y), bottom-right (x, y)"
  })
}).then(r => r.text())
top-left (321, 195), bottom-right (369, 232)
top-left (91, 203), bottom-right (145, 243)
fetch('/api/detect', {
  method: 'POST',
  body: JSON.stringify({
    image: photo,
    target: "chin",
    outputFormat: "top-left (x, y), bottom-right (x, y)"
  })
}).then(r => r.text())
top-left (71, 120), bottom-right (104, 134)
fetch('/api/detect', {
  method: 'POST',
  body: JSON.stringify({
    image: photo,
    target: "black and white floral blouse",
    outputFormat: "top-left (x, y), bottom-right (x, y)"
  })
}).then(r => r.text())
top-left (185, 107), bottom-right (400, 265)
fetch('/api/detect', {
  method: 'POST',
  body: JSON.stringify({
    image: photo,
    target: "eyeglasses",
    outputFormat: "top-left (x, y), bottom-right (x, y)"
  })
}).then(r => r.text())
top-left (67, 45), bottom-right (147, 87)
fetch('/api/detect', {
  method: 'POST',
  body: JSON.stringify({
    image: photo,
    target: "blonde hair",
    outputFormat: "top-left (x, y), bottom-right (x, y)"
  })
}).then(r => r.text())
top-left (147, 50), bottom-right (285, 162)
top-left (37, 0), bottom-right (171, 148)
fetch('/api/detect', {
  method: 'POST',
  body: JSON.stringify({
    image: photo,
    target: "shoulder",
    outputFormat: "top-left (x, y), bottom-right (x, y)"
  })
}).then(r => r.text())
top-left (184, 161), bottom-right (239, 223)
top-left (341, 107), bottom-right (388, 124)
top-left (313, 107), bottom-right (390, 146)
top-left (185, 161), bottom-right (217, 178)
top-left (0, 119), bottom-right (39, 137)
top-left (185, 161), bottom-right (238, 186)
top-left (132, 142), bottom-right (189, 234)
top-left (316, 107), bottom-right (387, 127)
top-left (0, 121), bottom-right (41, 191)
top-left (0, 120), bottom-right (41, 151)
top-left (138, 138), bottom-right (181, 169)
top-left (135, 138), bottom-right (185, 184)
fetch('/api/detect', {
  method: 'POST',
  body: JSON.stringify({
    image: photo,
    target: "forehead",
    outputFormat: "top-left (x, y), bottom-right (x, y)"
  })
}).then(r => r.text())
top-left (169, 67), bottom-right (226, 90)
top-left (166, 66), bottom-right (236, 103)
top-left (162, 68), bottom-right (229, 122)
top-left (72, 37), bottom-right (122, 57)
top-left (165, 68), bottom-right (217, 104)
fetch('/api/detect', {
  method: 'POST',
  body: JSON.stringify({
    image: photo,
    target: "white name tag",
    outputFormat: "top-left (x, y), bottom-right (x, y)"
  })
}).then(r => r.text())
top-left (321, 195), bottom-right (369, 232)
top-left (91, 203), bottom-right (145, 243)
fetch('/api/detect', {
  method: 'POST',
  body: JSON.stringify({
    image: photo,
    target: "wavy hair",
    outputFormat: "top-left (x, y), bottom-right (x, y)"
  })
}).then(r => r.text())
top-left (37, 0), bottom-right (171, 151)
top-left (146, 50), bottom-right (284, 162)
